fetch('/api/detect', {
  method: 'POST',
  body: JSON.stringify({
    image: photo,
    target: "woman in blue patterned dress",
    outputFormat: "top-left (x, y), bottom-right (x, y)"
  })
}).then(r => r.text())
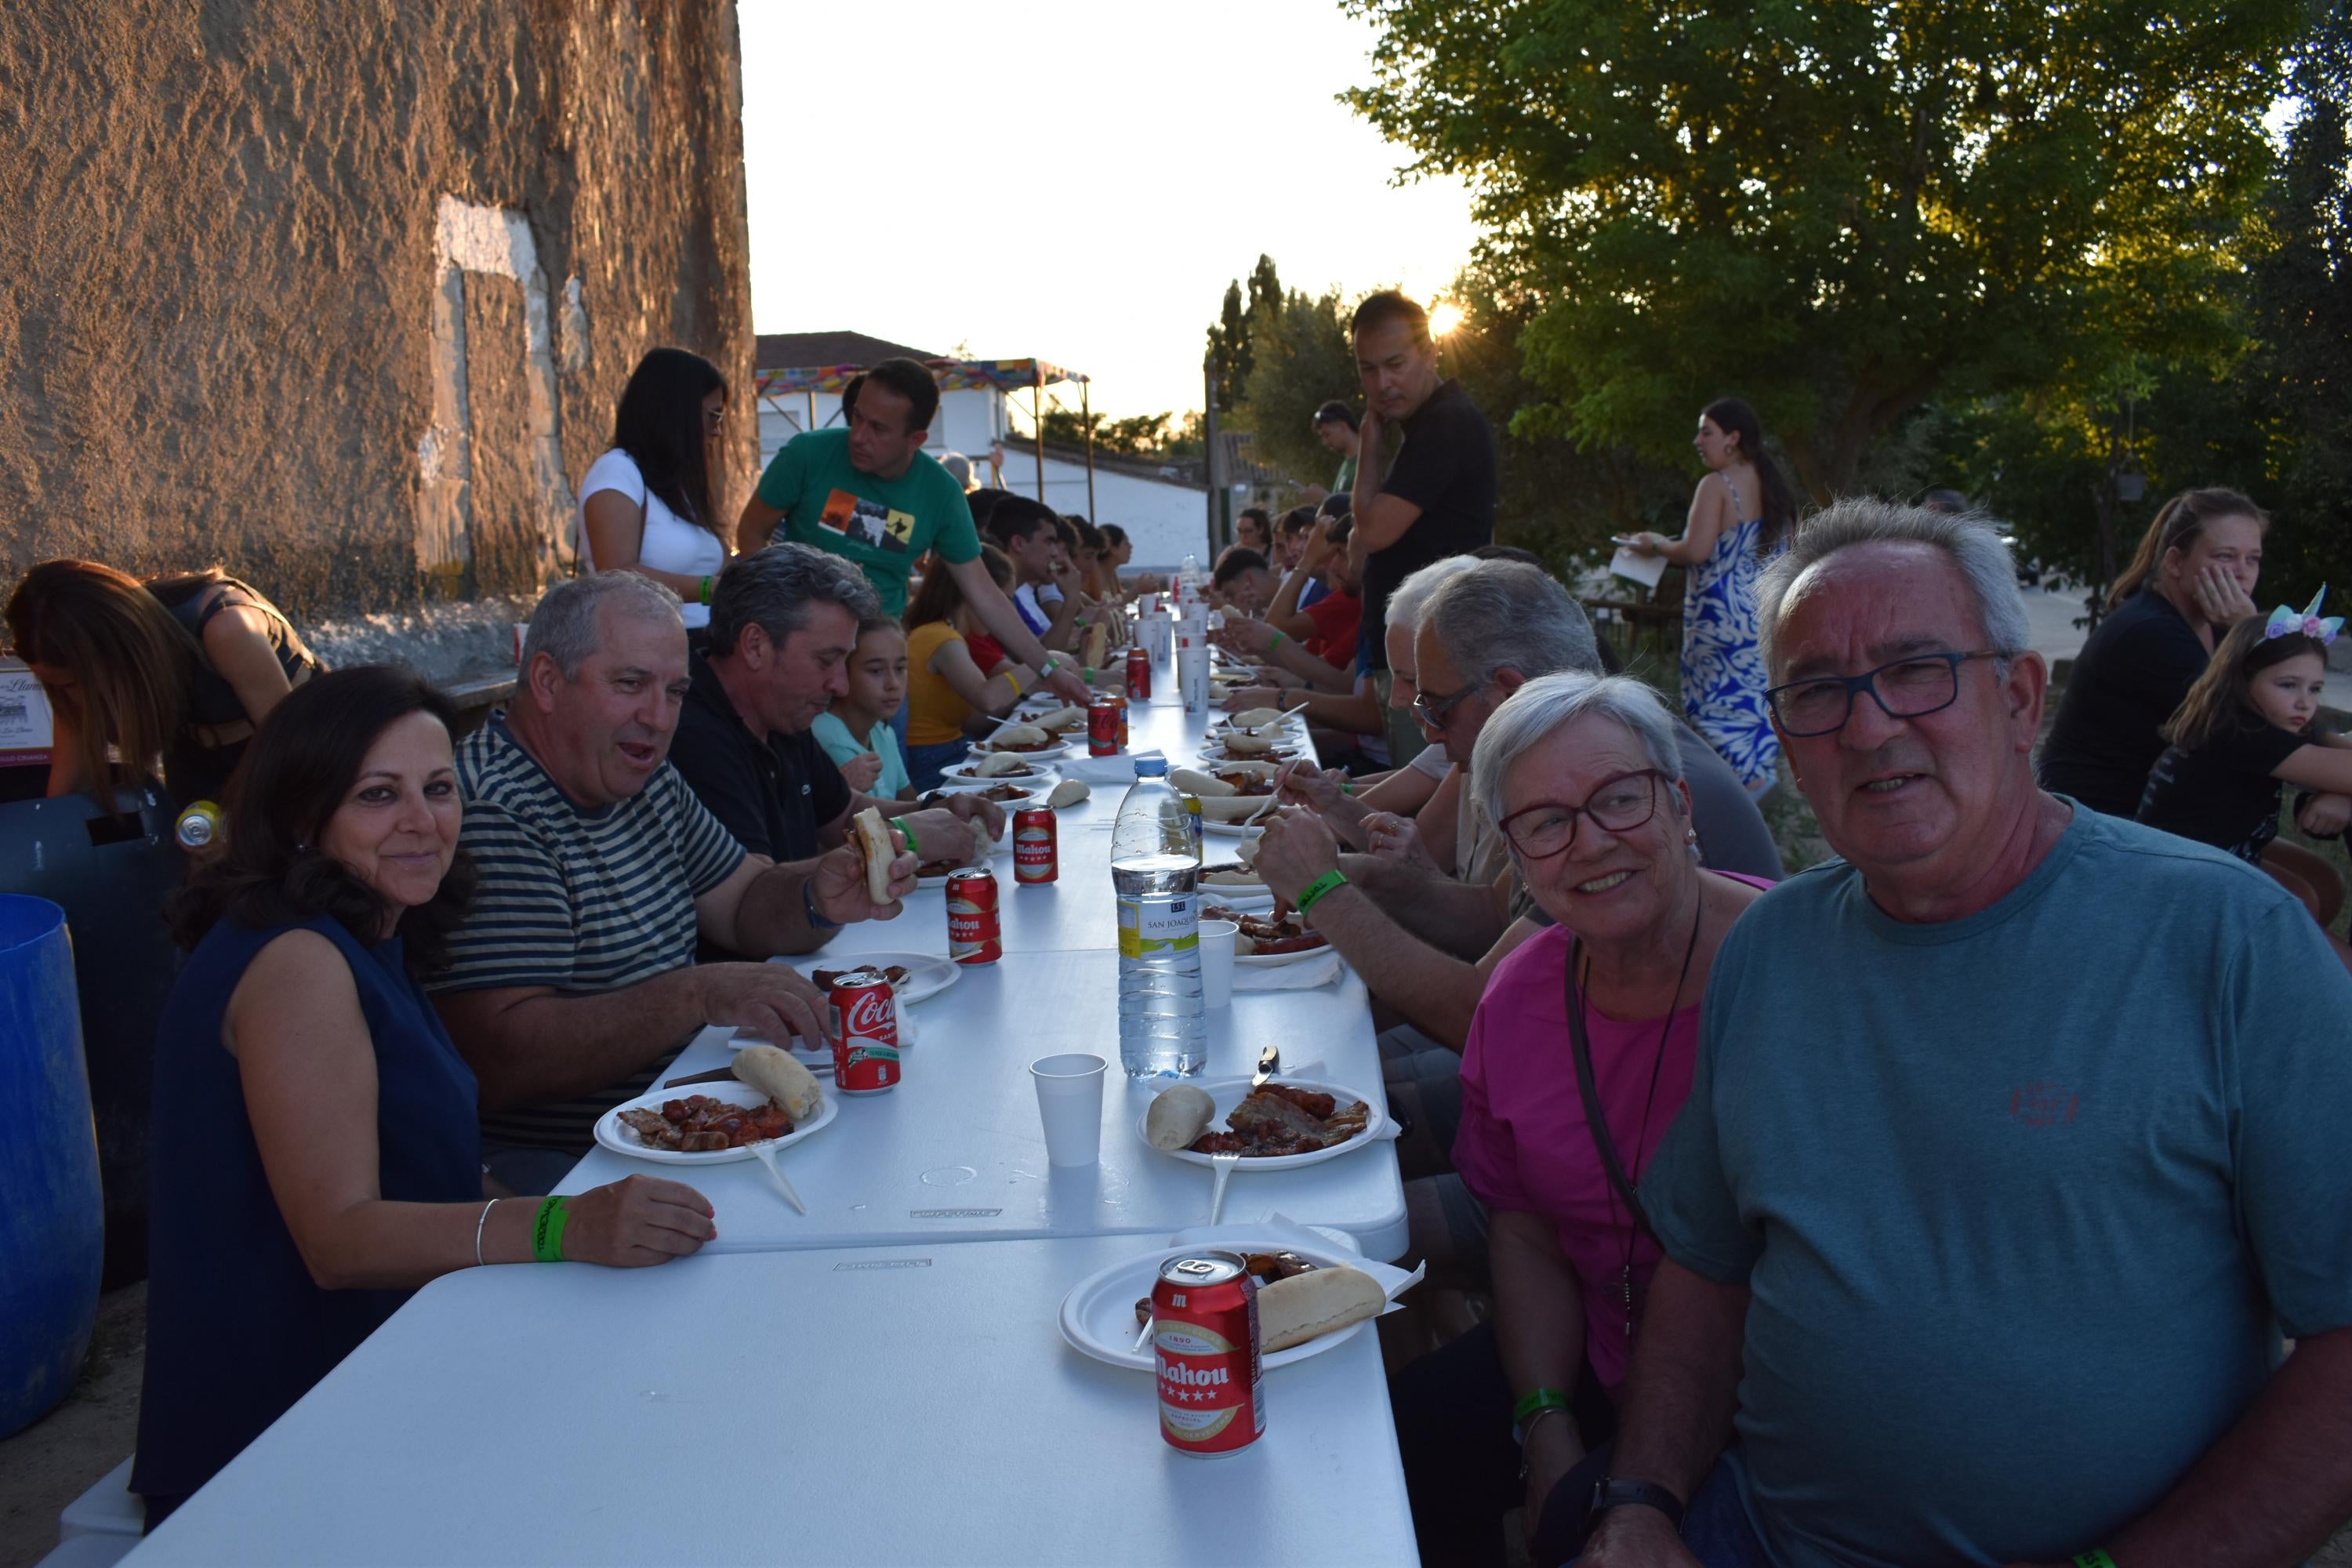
top-left (1623, 397), bottom-right (1798, 796)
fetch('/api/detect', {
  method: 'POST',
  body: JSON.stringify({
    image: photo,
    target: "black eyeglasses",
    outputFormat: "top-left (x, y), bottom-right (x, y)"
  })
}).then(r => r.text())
top-left (1410, 679), bottom-right (1484, 730)
top-left (1764, 651), bottom-right (2002, 737)
top-left (1498, 770), bottom-right (1666, 858)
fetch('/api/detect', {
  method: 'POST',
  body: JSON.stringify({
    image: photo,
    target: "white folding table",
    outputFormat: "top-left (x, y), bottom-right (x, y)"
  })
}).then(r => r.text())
top-left (125, 1236), bottom-right (1417, 1567)
top-left (557, 950), bottom-right (1408, 1259)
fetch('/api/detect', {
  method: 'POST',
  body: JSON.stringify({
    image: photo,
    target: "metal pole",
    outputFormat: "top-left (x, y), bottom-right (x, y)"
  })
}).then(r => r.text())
top-left (1201, 354), bottom-right (1221, 554)
top-left (1033, 366), bottom-right (1047, 503)
top-left (1082, 379), bottom-right (1097, 523)
top-left (806, 390), bottom-right (816, 433)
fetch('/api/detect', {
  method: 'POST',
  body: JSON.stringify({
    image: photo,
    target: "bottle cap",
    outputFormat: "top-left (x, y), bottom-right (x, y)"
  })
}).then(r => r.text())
top-left (1134, 755), bottom-right (1167, 778)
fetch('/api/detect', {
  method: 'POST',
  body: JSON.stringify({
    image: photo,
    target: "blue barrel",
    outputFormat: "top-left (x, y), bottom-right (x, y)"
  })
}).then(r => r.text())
top-left (0, 895), bottom-right (102, 1438)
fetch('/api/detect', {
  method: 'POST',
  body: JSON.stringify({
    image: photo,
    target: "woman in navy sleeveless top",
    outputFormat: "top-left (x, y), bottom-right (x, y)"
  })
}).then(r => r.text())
top-left (135, 668), bottom-right (715, 1526)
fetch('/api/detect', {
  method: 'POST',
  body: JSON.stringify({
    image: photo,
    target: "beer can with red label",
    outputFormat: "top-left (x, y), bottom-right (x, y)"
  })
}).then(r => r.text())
top-left (1152, 1252), bottom-right (1264, 1457)
top-left (1087, 695), bottom-right (1122, 757)
top-left (1119, 700), bottom-right (1130, 748)
top-left (827, 969), bottom-right (901, 1094)
top-left (1126, 646), bottom-right (1151, 702)
top-left (945, 867), bottom-right (1002, 964)
top-left (1013, 808), bottom-right (1058, 884)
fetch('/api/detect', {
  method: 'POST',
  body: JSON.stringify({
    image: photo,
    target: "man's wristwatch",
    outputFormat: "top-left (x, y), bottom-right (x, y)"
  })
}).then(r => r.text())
top-left (1585, 1478), bottom-right (1685, 1534)
top-left (801, 877), bottom-right (842, 931)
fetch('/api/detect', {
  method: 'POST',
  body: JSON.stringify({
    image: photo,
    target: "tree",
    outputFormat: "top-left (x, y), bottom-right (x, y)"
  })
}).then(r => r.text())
top-left (1036, 407), bottom-right (1187, 459)
top-left (1204, 254), bottom-right (1286, 407)
top-left (1345, 0), bottom-right (2304, 499)
top-left (1232, 286), bottom-right (1359, 486)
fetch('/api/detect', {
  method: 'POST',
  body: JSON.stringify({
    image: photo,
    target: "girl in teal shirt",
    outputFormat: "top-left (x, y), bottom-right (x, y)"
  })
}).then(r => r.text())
top-left (812, 617), bottom-right (914, 800)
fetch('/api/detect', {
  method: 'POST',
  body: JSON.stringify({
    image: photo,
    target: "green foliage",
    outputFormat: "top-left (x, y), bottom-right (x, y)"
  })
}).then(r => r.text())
top-left (1344, 0), bottom-right (2305, 499)
top-left (1205, 255), bottom-right (1286, 408)
top-left (1231, 287), bottom-right (1359, 487)
top-left (1036, 407), bottom-right (1191, 458)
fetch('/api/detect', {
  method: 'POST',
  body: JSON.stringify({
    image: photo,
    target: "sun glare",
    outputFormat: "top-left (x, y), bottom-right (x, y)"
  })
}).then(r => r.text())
top-left (1428, 300), bottom-right (1467, 338)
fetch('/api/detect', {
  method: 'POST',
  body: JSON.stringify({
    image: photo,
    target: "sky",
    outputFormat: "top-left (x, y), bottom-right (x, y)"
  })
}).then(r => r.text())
top-left (738, 0), bottom-right (1482, 425)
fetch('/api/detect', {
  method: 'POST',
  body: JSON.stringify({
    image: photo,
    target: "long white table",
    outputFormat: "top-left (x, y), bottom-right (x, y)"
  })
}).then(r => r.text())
top-left (125, 1236), bottom-right (1417, 1567)
top-left (123, 648), bottom-right (1420, 1565)
top-left (557, 950), bottom-right (1408, 1258)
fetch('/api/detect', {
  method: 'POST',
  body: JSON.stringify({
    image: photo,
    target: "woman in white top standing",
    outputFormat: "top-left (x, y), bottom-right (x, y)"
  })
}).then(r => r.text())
top-left (577, 348), bottom-right (732, 633)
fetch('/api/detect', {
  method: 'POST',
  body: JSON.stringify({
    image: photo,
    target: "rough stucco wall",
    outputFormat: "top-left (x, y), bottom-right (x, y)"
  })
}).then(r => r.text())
top-left (0, 0), bottom-right (753, 619)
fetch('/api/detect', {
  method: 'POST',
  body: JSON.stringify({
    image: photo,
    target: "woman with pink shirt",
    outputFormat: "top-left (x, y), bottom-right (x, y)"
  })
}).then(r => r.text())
top-left (1391, 672), bottom-right (1769, 1566)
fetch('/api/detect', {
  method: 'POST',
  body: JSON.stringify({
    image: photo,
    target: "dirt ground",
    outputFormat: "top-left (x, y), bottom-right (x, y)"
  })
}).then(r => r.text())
top-left (0, 1285), bottom-right (143, 1568)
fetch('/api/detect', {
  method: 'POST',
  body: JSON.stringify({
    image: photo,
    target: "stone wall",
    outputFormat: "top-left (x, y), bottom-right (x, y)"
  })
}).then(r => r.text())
top-left (0, 0), bottom-right (753, 630)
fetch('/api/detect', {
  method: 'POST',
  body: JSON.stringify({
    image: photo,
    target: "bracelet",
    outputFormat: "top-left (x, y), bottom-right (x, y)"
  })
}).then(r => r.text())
top-left (1083, 666), bottom-right (1095, 684)
top-left (1039, 656), bottom-right (1059, 677)
top-left (1267, 629), bottom-right (1286, 650)
top-left (1340, 779), bottom-right (1353, 796)
top-left (474, 1198), bottom-right (497, 1267)
top-left (897, 818), bottom-right (920, 860)
top-left (2073, 1554), bottom-right (2117, 1568)
top-left (699, 575), bottom-right (713, 606)
top-left (530, 1196), bottom-right (571, 1263)
top-left (1515, 1406), bottom-right (1569, 1475)
top-left (1006, 670), bottom-right (1025, 696)
top-left (802, 876), bottom-right (841, 930)
top-left (1294, 869), bottom-right (1348, 916)
top-left (1511, 1385), bottom-right (1572, 1425)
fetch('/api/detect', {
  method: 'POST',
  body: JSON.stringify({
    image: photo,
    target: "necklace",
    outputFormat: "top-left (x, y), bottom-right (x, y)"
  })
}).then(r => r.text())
top-left (1570, 890), bottom-right (1706, 1341)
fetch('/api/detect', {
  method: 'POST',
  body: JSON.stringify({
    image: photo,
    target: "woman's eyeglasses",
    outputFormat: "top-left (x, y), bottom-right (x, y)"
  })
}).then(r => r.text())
top-left (1497, 769), bottom-right (1666, 858)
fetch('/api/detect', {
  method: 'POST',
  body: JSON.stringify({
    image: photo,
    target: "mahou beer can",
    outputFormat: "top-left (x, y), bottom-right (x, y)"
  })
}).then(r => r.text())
top-left (946, 867), bottom-right (1002, 964)
top-left (1087, 694), bottom-right (1122, 757)
top-left (1152, 1252), bottom-right (1264, 1457)
top-left (1126, 646), bottom-right (1151, 701)
top-left (1013, 807), bottom-right (1058, 884)
top-left (827, 969), bottom-right (900, 1094)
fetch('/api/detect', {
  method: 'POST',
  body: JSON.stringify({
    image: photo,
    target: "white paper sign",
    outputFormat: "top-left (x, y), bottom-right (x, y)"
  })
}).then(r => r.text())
top-left (0, 659), bottom-right (55, 750)
top-left (1609, 546), bottom-right (1668, 590)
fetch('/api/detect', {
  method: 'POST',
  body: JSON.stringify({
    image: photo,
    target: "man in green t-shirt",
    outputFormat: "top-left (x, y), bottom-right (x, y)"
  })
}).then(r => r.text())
top-left (1302, 398), bottom-right (1360, 503)
top-left (739, 358), bottom-right (1086, 704)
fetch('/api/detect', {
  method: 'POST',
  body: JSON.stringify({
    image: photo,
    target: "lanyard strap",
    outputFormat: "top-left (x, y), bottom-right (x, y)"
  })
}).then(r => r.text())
top-left (1563, 898), bottom-right (1704, 1247)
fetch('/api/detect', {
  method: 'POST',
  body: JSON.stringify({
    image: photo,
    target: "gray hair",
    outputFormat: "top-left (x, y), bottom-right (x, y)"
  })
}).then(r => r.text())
top-left (1420, 561), bottom-right (1600, 688)
top-left (1756, 499), bottom-right (2031, 675)
top-left (1383, 555), bottom-right (1479, 635)
top-left (706, 544), bottom-right (880, 657)
top-left (1471, 673), bottom-right (1686, 840)
top-left (939, 451), bottom-right (975, 490)
top-left (524, 572), bottom-right (684, 680)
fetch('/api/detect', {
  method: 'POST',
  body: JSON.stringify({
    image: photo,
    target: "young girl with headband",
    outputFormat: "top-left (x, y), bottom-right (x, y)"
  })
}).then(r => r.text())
top-left (2138, 589), bottom-right (2352, 963)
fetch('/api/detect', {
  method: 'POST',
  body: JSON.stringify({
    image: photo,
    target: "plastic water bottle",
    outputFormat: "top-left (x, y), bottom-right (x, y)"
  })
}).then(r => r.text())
top-left (1176, 553), bottom-right (1203, 616)
top-left (1112, 755), bottom-right (1205, 1078)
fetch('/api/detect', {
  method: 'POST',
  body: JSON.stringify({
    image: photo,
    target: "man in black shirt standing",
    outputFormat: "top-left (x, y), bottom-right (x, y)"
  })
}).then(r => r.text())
top-left (1348, 290), bottom-right (1497, 768)
top-left (670, 546), bottom-right (1005, 958)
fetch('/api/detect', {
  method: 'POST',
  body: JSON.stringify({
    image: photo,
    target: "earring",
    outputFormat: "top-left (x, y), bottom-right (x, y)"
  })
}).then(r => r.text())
top-left (1685, 828), bottom-right (1697, 844)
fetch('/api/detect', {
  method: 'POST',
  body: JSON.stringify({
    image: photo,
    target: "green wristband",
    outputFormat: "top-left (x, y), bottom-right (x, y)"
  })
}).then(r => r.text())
top-left (2072, 1554), bottom-right (2116, 1568)
top-left (1294, 869), bottom-right (1348, 916)
top-left (897, 817), bottom-right (920, 861)
top-left (1340, 779), bottom-right (1353, 796)
top-left (531, 1196), bottom-right (571, 1262)
top-left (1510, 1385), bottom-right (1571, 1425)
top-left (1267, 628), bottom-right (1286, 650)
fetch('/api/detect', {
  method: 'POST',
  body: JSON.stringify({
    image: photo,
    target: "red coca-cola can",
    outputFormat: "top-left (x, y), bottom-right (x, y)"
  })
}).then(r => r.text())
top-left (1126, 646), bottom-right (1151, 702)
top-left (1013, 807), bottom-right (1058, 884)
top-left (1087, 694), bottom-right (1122, 757)
top-left (827, 969), bottom-right (900, 1094)
top-left (1119, 700), bottom-right (1130, 748)
top-left (945, 867), bottom-right (1002, 964)
top-left (1152, 1252), bottom-right (1264, 1457)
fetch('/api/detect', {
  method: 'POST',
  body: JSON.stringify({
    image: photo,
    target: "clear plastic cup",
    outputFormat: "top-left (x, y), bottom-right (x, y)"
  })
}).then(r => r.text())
top-left (1029, 1052), bottom-right (1108, 1166)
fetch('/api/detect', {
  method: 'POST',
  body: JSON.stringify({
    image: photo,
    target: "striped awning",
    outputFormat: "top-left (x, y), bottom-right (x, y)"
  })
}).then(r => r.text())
top-left (754, 357), bottom-right (1087, 398)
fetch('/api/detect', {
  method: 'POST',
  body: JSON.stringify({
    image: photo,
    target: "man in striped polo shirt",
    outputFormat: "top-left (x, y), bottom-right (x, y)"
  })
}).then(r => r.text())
top-left (430, 572), bottom-right (916, 1190)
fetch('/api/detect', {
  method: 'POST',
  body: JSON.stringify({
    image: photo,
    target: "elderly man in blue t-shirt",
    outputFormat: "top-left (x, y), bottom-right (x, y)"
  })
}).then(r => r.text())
top-left (1576, 501), bottom-right (2352, 1567)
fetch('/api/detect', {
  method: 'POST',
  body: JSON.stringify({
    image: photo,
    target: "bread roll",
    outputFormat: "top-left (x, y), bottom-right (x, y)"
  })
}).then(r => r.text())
top-left (1170, 768), bottom-right (1236, 798)
top-left (990, 724), bottom-right (1050, 748)
top-left (1223, 730), bottom-right (1278, 756)
top-left (1230, 707), bottom-right (1284, 730)
top-left (1258, 1265), bottom-right (1386, 1350)
top-left (975, 752), bottom-right (1028, 777)
top-left (1083, 621), bottom-right (1109, 672)
top-left (850, 808), bottom-right (897, 902)
top-left (1036, 706), bottom-right (1088, 732)
top-left (1144, 1083), bottom-right (1216, 1150)
top-left (731, 1046), bottom-right (824, 1123)
top-left (1044, 780), bottom-right (1090, 809)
